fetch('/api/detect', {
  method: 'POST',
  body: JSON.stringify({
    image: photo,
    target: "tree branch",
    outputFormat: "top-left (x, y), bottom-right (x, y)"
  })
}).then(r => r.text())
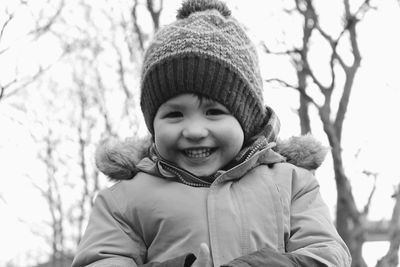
top-left (333, 0), bottom-right (367, 141)
top-left (265, 78), bottom-right (319, 108)
top-left (28, 0), bottom-right (65, 39)
top-left (315, 24), bottom-right (348, 70)
top-left (146, 0), bottom-right (163, 32)
top-left (362, 170), bottom-right (378, 216)
top-left (93, 69), bottom-right (115, 137)
top-left (0, 12), bottom-right (13, 43)
top-left (294, 0), bottom-right (332, 95)
top-left (0, 65), bottom-right (49, 100)
top-left (303, 58), bottom-right (331, 93)
top-left (119, 13), bottom-right (136, 62)
top-left (131, 0), bottom-right (145, 52)
top-left (260, 41), bottom-right (300, 56)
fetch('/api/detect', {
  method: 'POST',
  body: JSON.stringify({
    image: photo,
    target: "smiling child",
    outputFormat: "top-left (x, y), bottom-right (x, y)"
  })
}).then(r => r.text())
top-left (72, 0), bottom-right (351, 266)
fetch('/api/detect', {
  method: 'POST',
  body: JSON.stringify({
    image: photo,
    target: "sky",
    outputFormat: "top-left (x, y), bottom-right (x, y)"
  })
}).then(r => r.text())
top-left (1, 0), bottom-right (400, 266)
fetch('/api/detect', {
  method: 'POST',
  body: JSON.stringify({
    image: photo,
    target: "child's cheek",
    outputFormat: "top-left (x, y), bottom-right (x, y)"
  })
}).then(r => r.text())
top-left (154, 124), bottom-right (180, 157)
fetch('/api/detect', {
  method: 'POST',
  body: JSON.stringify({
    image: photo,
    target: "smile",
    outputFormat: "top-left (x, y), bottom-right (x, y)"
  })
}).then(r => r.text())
top-left (183, 147), bottom-right (215, 158)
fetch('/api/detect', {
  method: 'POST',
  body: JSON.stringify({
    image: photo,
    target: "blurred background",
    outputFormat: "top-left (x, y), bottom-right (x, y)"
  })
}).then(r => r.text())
top-left (0, 0), bottom-right (399, 266)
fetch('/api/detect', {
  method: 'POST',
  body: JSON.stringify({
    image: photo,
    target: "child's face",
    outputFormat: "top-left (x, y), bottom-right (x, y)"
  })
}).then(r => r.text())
top-left (153, 94), bottom-right (244, 177)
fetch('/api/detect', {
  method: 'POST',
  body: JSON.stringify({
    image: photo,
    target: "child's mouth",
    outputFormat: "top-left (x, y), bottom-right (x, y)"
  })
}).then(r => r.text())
top-left (183, 147), bottom-right (215, 158)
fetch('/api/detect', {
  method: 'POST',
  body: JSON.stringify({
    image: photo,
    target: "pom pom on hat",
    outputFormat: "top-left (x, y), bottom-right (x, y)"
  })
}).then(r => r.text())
top-left (177, 0), bottom-right (231, 19)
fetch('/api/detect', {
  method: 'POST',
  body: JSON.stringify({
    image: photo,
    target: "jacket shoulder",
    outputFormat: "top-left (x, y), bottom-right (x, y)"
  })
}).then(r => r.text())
top-left (266, 161), bottom-right (314, 178)
top-left (109, 172), bottom-right (164, 193)
top-left (96, 172), bottom-right (163, 210)
top-left (265, 162), bottom-right (319, 198)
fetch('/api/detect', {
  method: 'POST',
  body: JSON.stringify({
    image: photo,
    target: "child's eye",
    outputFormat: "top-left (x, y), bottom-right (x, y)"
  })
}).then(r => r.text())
top-left (163, 111), bottom-right (183, 118)
top-left (206, 108), bottom-right (226, 116)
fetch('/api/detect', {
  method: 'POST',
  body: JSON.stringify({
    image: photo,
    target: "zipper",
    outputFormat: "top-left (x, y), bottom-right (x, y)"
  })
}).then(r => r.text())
top-left (244, 139), bottom-right (268, 161)
top-left (161, 163), bottom-right (211, 187)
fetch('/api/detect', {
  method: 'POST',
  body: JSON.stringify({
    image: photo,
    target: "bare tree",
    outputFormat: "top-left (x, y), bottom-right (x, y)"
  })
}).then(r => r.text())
top-left (263, 0), bottom-right (400, 266)
top-left (0, 0), bottom-right (65, 102)
top-left (42, 0), bottom-right (166, 249)
top-left (2, 0), bottom-right (165, 264)
top-left (74, 78), bottom-right (96, 245)
top-left (31, 127), bottom-right (66, 266)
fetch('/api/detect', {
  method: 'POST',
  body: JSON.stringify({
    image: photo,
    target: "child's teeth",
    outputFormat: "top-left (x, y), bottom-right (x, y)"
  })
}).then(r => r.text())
top-left (185, 148), bottom-right (212, 158)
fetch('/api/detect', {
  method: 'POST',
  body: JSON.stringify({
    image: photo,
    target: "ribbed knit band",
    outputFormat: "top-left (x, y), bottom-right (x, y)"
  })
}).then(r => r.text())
top-left (141, 54), bottom-right (266, 141)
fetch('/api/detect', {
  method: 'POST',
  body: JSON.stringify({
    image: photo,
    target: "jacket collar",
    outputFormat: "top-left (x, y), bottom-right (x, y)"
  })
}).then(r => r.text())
top-left (135, 138), bottom-right (285, 187)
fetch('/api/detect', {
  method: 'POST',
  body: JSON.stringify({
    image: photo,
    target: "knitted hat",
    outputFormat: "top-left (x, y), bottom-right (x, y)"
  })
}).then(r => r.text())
top-left (140, 0), bottom-right (266, 141)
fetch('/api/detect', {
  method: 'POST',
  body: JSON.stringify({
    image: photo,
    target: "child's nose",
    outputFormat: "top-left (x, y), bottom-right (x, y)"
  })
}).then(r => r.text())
top-left (182, 121), bottom-right (208, 140)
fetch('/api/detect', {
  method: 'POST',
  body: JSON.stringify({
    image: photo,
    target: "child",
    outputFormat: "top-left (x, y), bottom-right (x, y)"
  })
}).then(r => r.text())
top-left (72, 0), bottom-right (351, 266)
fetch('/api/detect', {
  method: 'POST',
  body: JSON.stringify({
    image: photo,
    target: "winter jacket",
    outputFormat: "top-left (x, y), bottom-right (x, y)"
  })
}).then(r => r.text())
top-left (71, 135), bottom-right (351, 267)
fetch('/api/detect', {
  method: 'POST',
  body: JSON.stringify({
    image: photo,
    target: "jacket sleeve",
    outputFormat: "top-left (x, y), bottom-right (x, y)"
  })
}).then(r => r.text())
top-left (71, 188), bottom-right (196, 267)
top-left (221, 246), bottom-right (326, 267)
top-left (285, 167), bottom-right (352, 266)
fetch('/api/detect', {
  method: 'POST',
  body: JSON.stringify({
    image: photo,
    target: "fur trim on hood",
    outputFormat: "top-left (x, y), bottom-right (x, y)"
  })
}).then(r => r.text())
top-left (275, 134), bottom-right (329, 170)
top-left (95, 134), bottom-right (329, 181)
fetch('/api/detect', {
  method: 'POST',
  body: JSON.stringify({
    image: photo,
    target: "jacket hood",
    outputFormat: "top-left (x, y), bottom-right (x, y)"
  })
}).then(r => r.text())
top-left (95, 134), bottom-right (329, 181)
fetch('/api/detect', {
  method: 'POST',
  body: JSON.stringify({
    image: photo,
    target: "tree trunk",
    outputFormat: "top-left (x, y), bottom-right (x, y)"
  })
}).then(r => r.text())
top-left (298, 90), bottom-right (311, 135)
top-left (376, 185), bottom-right (400, 267)
top-left (320, 108), bottom-right (367, 267)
